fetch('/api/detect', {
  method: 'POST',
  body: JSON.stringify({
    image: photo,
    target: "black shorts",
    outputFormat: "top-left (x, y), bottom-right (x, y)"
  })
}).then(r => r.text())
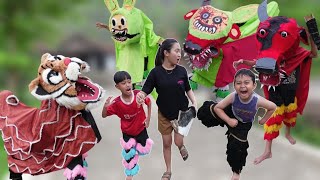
top-left (123, 128), bottom-right (149, 146)
top-left (268, 86), bottom-right (296, 106)
top-left (197, 101), bottom-right (252, 173)
top-left (269, 67), bottom-right (299, 106)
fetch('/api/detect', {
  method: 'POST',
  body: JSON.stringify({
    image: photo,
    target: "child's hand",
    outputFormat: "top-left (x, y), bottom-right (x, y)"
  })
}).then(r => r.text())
top-left (96, 22), bottom-right (109, 29)
top-left (191, 103), bottom-right (197, 110)
top-left (233, 59), bottom-right (243, 69)
top-left (227, 118), bottom-right (238, 127)
top-left (143, 117), bottom-right (150, 128)
top-left (136, 91), bottom-right (146, 106)
top-left (258, 116), bottom-right (267, 125)
top-left (103, 96), bottom-right (113, 108)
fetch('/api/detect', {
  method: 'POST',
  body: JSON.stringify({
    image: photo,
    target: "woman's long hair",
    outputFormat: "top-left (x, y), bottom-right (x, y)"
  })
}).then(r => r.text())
top-left (155, 38), bottom-right (178, 66)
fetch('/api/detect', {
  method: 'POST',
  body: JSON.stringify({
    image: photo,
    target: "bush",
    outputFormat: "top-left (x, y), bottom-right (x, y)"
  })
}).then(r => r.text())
top-left (0, 139), bottom-right (8, 179)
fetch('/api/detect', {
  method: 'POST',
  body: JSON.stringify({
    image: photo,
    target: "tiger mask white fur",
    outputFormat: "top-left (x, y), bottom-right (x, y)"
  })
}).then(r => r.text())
top-left (29, 53), bottom-right (103, 110)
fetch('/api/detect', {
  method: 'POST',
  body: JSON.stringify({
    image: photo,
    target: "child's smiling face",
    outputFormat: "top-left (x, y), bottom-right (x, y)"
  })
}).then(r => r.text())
top-left (234, 74), bottom-right (256, 102)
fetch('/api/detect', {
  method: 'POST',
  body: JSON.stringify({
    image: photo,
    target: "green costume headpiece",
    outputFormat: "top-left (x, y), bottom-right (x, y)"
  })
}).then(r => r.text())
top-left (103, 0), bottom-right (162, 87)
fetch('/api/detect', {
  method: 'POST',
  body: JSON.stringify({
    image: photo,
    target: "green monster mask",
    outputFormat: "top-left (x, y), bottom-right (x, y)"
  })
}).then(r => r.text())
top-left (106, 0), bottom-right (143, 44)
top-left (183, 0), bottom-right (279, 92)
top-left (101, 0), bottom-right (162, 92)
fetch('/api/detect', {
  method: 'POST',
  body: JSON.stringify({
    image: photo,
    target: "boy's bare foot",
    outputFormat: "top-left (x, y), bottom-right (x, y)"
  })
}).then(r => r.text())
top-left (126, 176), bottom-right (133, 180)
top-left (254, 152), bottom-right (272, 165)
top-left (231, 172), bottom-right (240, 180)
top-left (285, 134), bottom-right (296, 145)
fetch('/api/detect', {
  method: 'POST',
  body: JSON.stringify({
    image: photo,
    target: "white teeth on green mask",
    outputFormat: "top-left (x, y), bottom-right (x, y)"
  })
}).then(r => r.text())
top-left (193, 20), bottom-right (216, 34)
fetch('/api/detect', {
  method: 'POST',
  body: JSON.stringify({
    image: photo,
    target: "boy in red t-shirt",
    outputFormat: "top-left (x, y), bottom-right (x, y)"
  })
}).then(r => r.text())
top-left (102, 71), bottom-right (153, 180)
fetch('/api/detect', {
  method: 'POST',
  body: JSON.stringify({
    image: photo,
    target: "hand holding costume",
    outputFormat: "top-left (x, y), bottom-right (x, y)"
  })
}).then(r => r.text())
top-left (183, 0), bottom-right (279, 101)
top-left (0, 53), bottom-right (104, 180)
top-left (305, 14), bottom-right (320, 50)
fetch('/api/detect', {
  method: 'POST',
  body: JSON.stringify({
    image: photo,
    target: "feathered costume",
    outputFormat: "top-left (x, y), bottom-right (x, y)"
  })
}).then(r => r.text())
top-left (183, 0), bottom-right (279, 100)
top-left (252, 0), bottom-right (317, 140)
top-left (0, 53), bottom-right (103, 180)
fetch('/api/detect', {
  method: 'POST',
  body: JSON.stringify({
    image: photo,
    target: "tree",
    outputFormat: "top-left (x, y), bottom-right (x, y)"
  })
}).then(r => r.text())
top-left (0, 0), bottom-right (86, 93)
top-left (0, 1), bottom-right (86, 178)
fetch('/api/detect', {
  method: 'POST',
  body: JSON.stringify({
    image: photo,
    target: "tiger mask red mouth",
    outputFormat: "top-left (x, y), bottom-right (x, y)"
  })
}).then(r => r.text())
top-left (29, 53), bottom-right (103, 110)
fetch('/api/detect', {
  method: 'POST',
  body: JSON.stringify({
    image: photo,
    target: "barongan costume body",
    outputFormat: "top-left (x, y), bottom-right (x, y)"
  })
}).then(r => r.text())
top-left (99, 0), bottom-right (162, 96)
top-left (183, 0), bottom-right (279, 100)
top-left (105, 90), bottom-right (153, 177)
top-left (253, 0), bottom-right (316, 140)
top-left (0, 53), bottom-right (103, 180)
top-left (197, 92), bottom-right (260, 174)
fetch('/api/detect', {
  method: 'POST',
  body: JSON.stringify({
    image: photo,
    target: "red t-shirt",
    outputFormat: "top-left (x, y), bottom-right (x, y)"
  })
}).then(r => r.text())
top-left (106, 90), bottom-right (151, 136)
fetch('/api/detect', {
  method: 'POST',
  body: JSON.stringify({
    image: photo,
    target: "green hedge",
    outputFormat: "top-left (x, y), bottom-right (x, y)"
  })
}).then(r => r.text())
top-left (0, 139), bottom-right (8, 179)
top-left (291, 117), bottom-right (320, 147)
top-left (255, 116), bottom-right (320, 147)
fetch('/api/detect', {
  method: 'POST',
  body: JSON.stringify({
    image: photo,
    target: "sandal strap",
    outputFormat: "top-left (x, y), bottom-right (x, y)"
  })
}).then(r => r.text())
top-left (180, 145), bottom-right (187, 151)
top-left (162, 172), bottom-right (172, 178)
top-left (179, 145), bottom-right (189, 160)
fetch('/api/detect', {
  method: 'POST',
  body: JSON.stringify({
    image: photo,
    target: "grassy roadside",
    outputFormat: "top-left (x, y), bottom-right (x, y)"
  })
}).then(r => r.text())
top-left (255, 116), bottom-right (320, 148)
top-left (0, 139), bottom-right (8, 179)
top-left (290, 116), bottom-right (320, 147)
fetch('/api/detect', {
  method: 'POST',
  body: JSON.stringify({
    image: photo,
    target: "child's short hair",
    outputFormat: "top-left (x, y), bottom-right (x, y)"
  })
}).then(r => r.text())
top-left (234, 69), bottom-right (256, 84)
top-left (113, 71), bottom-right (131, 84)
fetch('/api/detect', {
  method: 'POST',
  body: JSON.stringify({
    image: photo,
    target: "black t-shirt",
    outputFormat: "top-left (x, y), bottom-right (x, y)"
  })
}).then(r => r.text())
top-left (142, 65), bottom-right (191, 120)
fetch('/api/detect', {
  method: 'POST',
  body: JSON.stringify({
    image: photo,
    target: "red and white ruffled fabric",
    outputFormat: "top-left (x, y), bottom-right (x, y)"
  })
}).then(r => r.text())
top-left (0, 90), bottom-right (97, 175)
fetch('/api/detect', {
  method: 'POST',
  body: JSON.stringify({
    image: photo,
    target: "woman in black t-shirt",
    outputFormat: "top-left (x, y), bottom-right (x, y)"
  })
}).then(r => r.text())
top-left (137, 38), bottom-right (197, 180)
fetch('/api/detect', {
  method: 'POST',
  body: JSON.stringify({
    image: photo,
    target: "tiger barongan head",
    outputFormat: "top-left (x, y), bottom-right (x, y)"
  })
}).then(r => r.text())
top-left (29, 53), bottom-right (103, 110)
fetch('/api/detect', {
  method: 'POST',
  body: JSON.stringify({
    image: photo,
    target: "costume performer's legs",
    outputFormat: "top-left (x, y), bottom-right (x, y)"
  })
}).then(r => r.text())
top-left (264, 87), bottom-right (297, 141)
top-left (121, 129), bottom-right (153, 177)
top-left (197, 101), bottom-right (252, 174)
top-left (256, 87), bottom-right (298, 164)
top-left (63, 154), bottom-right (88, 180)
top-left (215, 85), bottom-right (230, 102)
top-left (283, 97), bottom-right (298, 144)
top-left (9, 169), bottom-right (22, 180)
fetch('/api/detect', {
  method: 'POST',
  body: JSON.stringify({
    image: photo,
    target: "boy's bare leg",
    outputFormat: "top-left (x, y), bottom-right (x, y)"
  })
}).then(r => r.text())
top-left (254, 140), bottom-right (272, 165)
top-left (125, 176), bottom-right (133, 180)
top-left (285, 126), bottom-right (296, 145)
top-left (231, 172), bottom-right (240, 180)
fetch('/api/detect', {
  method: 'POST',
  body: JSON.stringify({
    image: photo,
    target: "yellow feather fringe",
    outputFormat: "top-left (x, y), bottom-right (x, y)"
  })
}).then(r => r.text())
top-left (264, 123), bottom-right (283, 133)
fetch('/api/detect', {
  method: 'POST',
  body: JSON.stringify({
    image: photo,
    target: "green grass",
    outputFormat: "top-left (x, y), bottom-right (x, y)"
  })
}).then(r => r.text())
top-left (255, 116), bottom-right (320, 148)
top-left (311, 56), bottom-right (320, 79)
top-left (0, 139), bottom-right (8, 179)
top-left (290, 117), bottom-right (320, 147)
